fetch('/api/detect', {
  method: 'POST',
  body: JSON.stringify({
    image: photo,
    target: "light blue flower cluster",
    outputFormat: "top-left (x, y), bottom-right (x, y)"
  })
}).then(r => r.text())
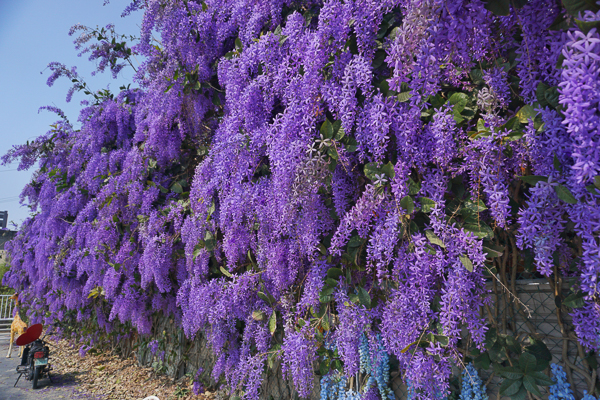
top-left (549, 364), bottom-right (575, 400)
top-left (359, 333), bottom-right (372, 374)
top-left (582, 391), bottom-right (598, 400)
top-left (459, 364), bottom-right (488, 400)
top-left (407, 379), bottom-right (415, 400)
top-left (373, 335), bottom-right (394, 400)
top-left (320, 374), bottom-right (348, 400)
top-left (320, 333), bottom-right (394, 400)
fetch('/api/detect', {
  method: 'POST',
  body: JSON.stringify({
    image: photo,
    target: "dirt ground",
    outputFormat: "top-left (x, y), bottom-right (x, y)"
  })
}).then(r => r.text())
top-left (48, 338), bottom-right (226, 400)
top-left (0, 330), bottom-right (226, 400)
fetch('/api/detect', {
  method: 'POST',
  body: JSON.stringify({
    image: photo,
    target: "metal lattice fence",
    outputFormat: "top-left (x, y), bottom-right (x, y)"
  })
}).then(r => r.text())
top-left (385, 276), bottom-right (600, 400)
top-left (483, 277), bottom-right (598, 399)
top-left (0, 294), bottom-right (15, 332)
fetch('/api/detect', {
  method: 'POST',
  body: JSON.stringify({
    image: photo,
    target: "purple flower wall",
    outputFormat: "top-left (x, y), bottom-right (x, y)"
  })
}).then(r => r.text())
top-left (3, 0), bottom-right (600, 399)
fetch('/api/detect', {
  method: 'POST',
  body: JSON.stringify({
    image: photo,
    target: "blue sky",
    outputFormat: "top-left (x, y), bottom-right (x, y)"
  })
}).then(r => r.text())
top-left (0, 0), bottom-right (142, 227)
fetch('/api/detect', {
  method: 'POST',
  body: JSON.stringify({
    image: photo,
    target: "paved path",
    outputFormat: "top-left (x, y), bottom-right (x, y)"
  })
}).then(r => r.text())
top-left (0, 330), bottom-right (98, 399)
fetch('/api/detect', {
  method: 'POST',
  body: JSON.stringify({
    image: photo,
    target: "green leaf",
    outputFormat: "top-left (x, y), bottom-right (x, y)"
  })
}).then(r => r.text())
top-left (344, 136), bottom-right (357, 152)
top-left (320, 286), bottom-right (336, 297)
top-left (529, 371), bottom-right (555, 386)
top-left (192, 243), bottom-right (204, 260)
top-left (523, 375), bottom-right (543, 397)
top-left (511, 386), bottom-right (528, 400)
top-left (327, 267), bottom-right (344, 280)
top-left (563, 291), bottom-right (586, 308)
top-left (556, 53), bottom-right (566, 69)
top-left (320, 294), bottom-right (333, 304)
top-left (594, 175), bottom-right (600, 189)
top-left (204, 238), bottom-right (216, 251)
top-left (562, 0), bottom-right (600, 17)
top-left (318, 243), bottom-right (327, 255)
top-left (430, 93), bottom-right (446, 109)
top-left (500, 378), bottom-right (522, 396)
top-left (364, 162), bottom-right (380, 181)
top-left (553, 154), bottom-right (562, 173)
top-left (327, 147), bottom-right (339, 160)
top-left (448, 92), bottom-right (468, 113)
top-left (267, 345), bottom-right (280, 370)
top-left (453, 111), bottom-right (465, 124)
top-left (347, 235), bottom-right (362, 248)
top-left (519, 352), bottom-right (537, 374)
top-left (319, 360), bottom-right (330, 375)
top-left (483, 243), bottom-right (504, 258)
top-left (258, 292), bottom-right (272, 305)
top-left (495, 366), bottom-right (525, 380)
top-left (505, 130), bottom-right (524, 142)
top-left (334, 123), bottom-right (346, 141)
top-left (220, 266), bottom-right (233, 278)
top-left (207, 201), bottom-right (216, 217)
top-left (485, 328), bottom-right (498, 348)
top-left (325, 278), bottom-right (338, 288)
top-left (545, 86), bottom-right (560, 109)
top-left (252, 310), bottom-right (265, 321)
top-left (460, 255), bottom-right (474, 272)
top-left (364, 161), bottom-right (395, 181)
top-left (318, 314), bottom-right (331, 331)
top-left (328, 159), bottom-right (337, 172)
top-left (400, 340), bottom-right (420, 354)
top-left (470, 69), bottom-right (484, 85)
top-left (474, 353), bottom-right (491, 370)
top-left (519, 175), bottom-right (548, 185)
top-left (381, 161), bottom-right (395, 179)
top-left (397, 91), bottom-right (412, 102)
top-left (526, 339), bottom-right (552, 369)
top-left (464, 199), bottom-right (488, 213)
top-left (484, 0), bottom-right (511, 15)
top-left (387, 26), bottom-right (400, 42)
top-left (419, 197), bottom-right (436, 213)
top-left (426, 231), bottom-right (445, 248)
top-left (321, 119), bottom-right (334, 139)
top-left (586, 353), bottom-right (598, 369)
top-left (357, 287), bottom-right (371, 309)
top-left (536, 82), bottom-right (550, 107)
top-left (331, 359), bottom-right (343, 372)
top-left (431, 334), bottom-right (449, 347)
top-left (550, 13), bottom-right (570, 30)
top-left (212, 91), bottom-right (221, 107)
top-left (502, 116), bottom-right (522, 133)
top-left (463, 223), bottom-right (494, 239)
top-left (515, 105), bottom-right (537, 124)
top-left (372, 49), bottom-right (387, 69)
top-left (554, 184), bottom-right (577, 204)
top-left (400, 196), bottom-right (415, 214)
top-left (506, 335), bottom-right (522, 354)
top-left (529, 357), bottom-right (550, 375)
top-left (268, 310), bottom-right (277, 335)
top-left (408, 178), bottom-right (421, 195)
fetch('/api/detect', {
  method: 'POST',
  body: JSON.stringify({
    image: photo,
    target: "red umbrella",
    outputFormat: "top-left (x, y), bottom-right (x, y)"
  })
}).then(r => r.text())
top-left (16, 324), bottom-right (43, 346)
